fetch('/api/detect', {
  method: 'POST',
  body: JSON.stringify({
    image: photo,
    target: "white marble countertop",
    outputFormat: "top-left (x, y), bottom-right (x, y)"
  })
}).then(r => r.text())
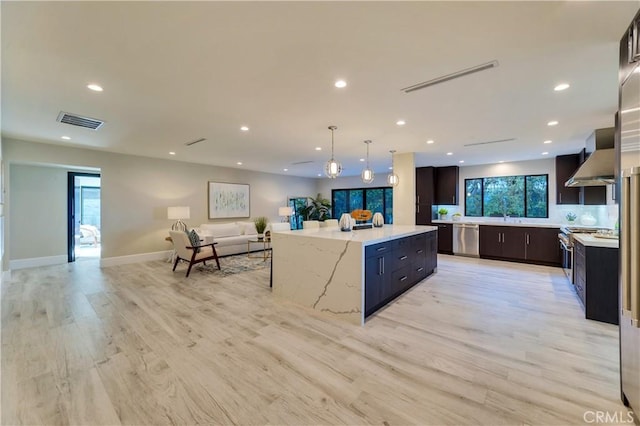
top-left (433, 219), bottom-right (564, 229)
top-left (274, 225), bottom-right (437, 246)
top-left (573, 234), bottom-right (619, 249)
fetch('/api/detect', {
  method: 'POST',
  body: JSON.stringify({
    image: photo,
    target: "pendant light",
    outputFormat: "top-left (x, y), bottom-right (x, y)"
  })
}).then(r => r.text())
top-left (324, 125), bottom-right (342, 178)
top-left (361, 140), bottom-right (375, 184)
top-left (387, 150), bottom-right (399, 186)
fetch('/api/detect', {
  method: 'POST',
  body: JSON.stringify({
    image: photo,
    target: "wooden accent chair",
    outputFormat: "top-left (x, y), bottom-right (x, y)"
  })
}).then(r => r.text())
top-left (169, 230), bottom-right (220, 277)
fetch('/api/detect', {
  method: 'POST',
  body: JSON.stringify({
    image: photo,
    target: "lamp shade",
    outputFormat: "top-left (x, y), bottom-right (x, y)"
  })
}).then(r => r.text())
top-left (279, 206), bottom-right (293, 216)
top-left (167, 206), bottom-right (190, 220)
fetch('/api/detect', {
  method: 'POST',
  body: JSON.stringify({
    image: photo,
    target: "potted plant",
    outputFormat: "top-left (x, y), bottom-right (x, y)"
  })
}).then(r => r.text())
top-left (566, 212), bottom-right (577, 224)
top-left (254, 216), bottom-right (268, 240)
top-left (298, 193), bottom-right (332, 221)
top-left (452, 213), bottom-right (462, 222)
top-left (438, 208), bottom-right (448, 220)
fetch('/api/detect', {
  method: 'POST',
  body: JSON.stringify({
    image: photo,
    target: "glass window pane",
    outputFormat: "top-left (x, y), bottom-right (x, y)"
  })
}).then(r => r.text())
top-left (384, 188), bottom-right (393, 224)
top-left (483, 176), bottom-right (524, 218)
top-left (365, 188), bottom-right (384, 216)
top-left (81, 187), bottom-right (101, 227)
top-left (465, 179), bottom-right (482, 216)
top-left (348, 190), bottom-right (364, 212)
top-left (526, 175), bottom-right (548, 218)
top-left (332, 190), bottom-right (348, 222)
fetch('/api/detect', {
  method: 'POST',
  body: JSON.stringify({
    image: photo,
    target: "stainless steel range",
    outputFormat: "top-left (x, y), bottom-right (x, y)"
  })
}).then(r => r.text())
top-left (557, 226), bottom-right (604, 284)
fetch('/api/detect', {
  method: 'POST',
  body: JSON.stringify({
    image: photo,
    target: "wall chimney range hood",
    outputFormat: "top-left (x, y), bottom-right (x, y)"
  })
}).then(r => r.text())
top-left (565, 127), bottom-right (615, 187)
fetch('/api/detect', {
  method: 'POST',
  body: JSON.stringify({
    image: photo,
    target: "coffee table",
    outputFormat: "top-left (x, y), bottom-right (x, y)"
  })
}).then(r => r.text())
top-left (247, 238), bottom-right (271, 261)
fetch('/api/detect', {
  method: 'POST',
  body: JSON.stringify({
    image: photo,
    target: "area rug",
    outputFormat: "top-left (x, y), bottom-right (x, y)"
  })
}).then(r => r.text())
top-left (193, 253), bottom-right (270, 277)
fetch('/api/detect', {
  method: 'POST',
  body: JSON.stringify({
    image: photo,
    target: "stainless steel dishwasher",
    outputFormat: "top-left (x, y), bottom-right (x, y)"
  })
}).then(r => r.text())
top-left (453, 223), bottom-right (479, 257)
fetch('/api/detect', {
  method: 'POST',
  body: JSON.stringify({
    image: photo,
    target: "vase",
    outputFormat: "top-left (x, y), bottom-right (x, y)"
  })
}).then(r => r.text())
top-left (372, 212), bottom-right (384, 227)
top-left (339, 213), bottom-right (352, 232)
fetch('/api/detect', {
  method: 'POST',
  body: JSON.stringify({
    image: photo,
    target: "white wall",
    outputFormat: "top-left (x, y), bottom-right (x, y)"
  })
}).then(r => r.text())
top-left (3, 138), bottom-right (317, 268)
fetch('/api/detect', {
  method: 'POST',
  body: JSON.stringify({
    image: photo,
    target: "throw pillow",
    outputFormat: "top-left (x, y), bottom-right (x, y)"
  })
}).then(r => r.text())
top-left (187, 229), bottom-right (201, 253)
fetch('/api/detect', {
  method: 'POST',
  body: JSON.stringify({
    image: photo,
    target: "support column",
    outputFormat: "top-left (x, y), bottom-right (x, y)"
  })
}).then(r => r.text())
top-left (392, 152), bottom-right (415, 225)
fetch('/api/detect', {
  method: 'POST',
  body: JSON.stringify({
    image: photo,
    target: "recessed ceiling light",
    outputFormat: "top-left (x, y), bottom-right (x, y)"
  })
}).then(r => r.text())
top-left (388, 166), bottom-right (393, 170)
top-left (237, 162), bottom-right (243, 165)
top-left (169, 151), bottom-right (176, 155)
top-left (315, 147), bottom-right (322, 151)
top-left (396, 120), bottom-right (406, 126)
top-left (543, 140), bottom-right (552, 144)
top-left (283, 168), bottom-right (288, 172)
top-left (359, 158), bottom-right (365, 162)
top-left (542, 152), bottom-right (549, 155)
top-left (87, 84), bottom-right (103, 92)
top-left (317, 173), bottom-right (322, 177)
top-left (334, 80), bottom-right (347, 88)
top-left (554, 83), bottom-right (570, 91)
top-left (240, 126), bottom-right (249, 132)
top-left (426, 140), bottom-right (434, 144)
top-left (459, 160), bottom-right (465, 163)
top-left (634, 67), bottom-right (640, 74)
top-left (61, 136), bottom-right (71, 140)
top-left (547, 120), bottom-right (559, 126)
top-left (446, 152), bottom-right (453, 156)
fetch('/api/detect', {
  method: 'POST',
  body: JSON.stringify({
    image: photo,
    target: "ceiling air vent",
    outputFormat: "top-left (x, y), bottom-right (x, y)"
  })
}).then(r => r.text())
top-left (57, 111), bottom-right (104, 130)
top-left (185, 138), bottom-right (207, 146)
top-left (402, 60), bottom-right (499, 93)
top-left (464, 137), bottom-right (515, 147)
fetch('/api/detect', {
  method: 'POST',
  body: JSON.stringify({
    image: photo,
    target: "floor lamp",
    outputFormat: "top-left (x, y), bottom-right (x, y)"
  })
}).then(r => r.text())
top-left (168, 206), bottom-right (190, 231)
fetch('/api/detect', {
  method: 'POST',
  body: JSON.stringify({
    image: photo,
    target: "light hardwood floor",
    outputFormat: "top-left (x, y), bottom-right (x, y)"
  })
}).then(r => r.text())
top-left (1, 254), bottom-right (628, 425)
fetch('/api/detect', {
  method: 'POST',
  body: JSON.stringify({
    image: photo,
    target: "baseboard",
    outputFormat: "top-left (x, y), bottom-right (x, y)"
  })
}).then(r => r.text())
top-left (100, 250), bottom-right (172, 267)
top-left (9, 255), bottom-right (68, 270)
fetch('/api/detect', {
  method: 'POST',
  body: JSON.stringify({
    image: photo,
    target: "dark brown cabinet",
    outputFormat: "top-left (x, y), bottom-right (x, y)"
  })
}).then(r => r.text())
top-left (437, 224), bottom-right (453, 254)
top-left (435, 166), bottom-right (459, 205)
top-left (480, 225), bottom-right (561, 266)
top-left (364, 231), bottom-right (438, 318)
top-left (415, 167), bottom-right (435, 225)
top-left (556, 154), bottom-right (580, 204)
top-left (573, 241), bottom-right (618, 325)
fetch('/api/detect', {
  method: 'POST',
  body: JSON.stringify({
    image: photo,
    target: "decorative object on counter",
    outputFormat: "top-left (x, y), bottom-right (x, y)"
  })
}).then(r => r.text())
top-left (339, 213), bottom-right (353, 232)
top-left (324, 125), bottom-right (342, 178)
top-left (438, 208), bottom-right (448, 220)
top-left (372, 212), bottom-right (384, 227)
top-left (361, 140), bottom-right (375, 184)
top-left (452, 213), bottom-right (462, 222)
top-left (566, 212), bottom-right (577, 224)
top-left (580, 213), bottom-right (597, 226)
top-left (168, 206), bottom-right (190, 231)
top-left (387, 150), bottom-right (399, 187)
top-left (351, 209), bottom-right (372, 222)
top-left (253, 216), bottom-right (268, 240)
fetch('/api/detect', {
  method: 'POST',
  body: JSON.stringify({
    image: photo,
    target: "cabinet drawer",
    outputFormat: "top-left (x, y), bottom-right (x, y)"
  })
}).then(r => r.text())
top-left (391, 265), bottom-right (412, 296)
top-left (412, 259), bottom-right (427, 283)
top-left (392, 250), bottom-right (412, 271)
top-left (411, 234), bottom-right (427, 257)
top-left (365, 242), bottom-right (392, 258)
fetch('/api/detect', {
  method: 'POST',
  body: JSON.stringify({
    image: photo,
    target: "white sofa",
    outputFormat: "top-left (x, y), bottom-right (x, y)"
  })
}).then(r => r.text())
top-left (195, 221), bottom-right (260, 257)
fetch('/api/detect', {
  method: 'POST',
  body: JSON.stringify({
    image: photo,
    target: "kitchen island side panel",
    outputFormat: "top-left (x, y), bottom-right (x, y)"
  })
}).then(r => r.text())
top-left (272, 232), bottom-right (364, 325)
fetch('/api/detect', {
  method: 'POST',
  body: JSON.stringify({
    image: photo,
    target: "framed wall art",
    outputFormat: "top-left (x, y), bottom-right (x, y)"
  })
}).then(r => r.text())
top-left (208, 182), bottom-right (250, 219)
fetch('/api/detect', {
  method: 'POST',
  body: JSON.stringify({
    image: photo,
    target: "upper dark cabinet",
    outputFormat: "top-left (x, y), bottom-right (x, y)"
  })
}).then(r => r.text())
top-left (415, 167), bottom-right (435, 205)
top-left (435, 166), bottom-right (459, 205)
top-left (555, 154), bottom-right (580, 204)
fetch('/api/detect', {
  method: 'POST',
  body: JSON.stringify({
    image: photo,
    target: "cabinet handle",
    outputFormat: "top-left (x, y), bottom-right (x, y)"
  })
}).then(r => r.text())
top-left (416, 249), bottom-right (424, 254)
top-left (377, 247), bottom-right (386, 252)
top-left (498, 233), bottom-right (501, 243)
top-left (381, 257), bottom-right (385, 275)
top-left (452, 195), bottom-right (455, 204)
top-left (417, 267), bottom-right (424, 272)
top-left (417, 204), bottom-right (420, 213)
top-left (399, 255), bottom-right (408, 261)
top-left (526, 234), bottom-right (530, 245)
top-left (417, 195), bottom-right (420, 204)
top-left (400, 276), bottom-right (408, 282)
top-left (559, 193), bottom-right (562, 203)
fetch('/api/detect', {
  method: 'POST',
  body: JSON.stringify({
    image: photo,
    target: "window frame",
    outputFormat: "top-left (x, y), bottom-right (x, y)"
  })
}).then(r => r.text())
top-left (464, 174), bottom-right (549, 218)
top-left (331, 186), bottom-right (394, 224)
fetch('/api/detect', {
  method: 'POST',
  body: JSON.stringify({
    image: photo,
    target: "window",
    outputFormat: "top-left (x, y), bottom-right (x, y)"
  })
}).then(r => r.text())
top-left (332, 187), bottom-right (393, 224)
top-left (464, 174), bottom-right (548, 218)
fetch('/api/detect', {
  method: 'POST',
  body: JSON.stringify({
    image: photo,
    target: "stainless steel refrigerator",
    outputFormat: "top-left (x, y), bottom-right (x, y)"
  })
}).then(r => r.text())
top-left (620, 36), bottom-right (640, 418)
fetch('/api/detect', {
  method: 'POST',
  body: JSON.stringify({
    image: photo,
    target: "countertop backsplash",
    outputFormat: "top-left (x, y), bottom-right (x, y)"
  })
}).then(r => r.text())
top-left (432, 203), bottom-right (618, 229)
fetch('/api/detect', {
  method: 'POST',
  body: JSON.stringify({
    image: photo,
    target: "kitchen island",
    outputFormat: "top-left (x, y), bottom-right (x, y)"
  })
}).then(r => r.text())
top-left (271, 225), bottom-right (438, 325)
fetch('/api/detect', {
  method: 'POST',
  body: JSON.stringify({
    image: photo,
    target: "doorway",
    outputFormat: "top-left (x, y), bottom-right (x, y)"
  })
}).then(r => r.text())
top-left (67, 172), bottom-right (101, 262)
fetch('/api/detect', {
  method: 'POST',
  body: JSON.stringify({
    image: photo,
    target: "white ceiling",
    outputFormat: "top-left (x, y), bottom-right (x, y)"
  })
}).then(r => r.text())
top-left (2, 1), bottom-right (638, 178)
